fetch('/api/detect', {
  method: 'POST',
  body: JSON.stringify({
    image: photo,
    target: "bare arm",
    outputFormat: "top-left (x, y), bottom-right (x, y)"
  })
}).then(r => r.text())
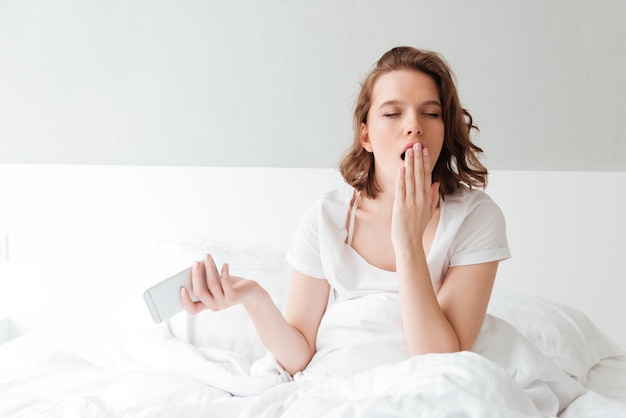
top-left (393, 143), bottom-right (498, 354)
top-left (244, 269), bottom-right (329, 374)
top-left (436, 262), bottom-right (498, 350)
top-left (181, 255), bottom-right (329, 375)
top-left (395, 248), bottom-right (498, 354)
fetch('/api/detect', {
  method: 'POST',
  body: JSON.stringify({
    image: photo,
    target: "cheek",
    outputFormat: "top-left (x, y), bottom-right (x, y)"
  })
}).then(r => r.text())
top-left (430, 137), bottom-right (445, 165)
top-left (434, 125), bottom-right (445, 152)
top-left (431, 143), bottom-right (447, 169)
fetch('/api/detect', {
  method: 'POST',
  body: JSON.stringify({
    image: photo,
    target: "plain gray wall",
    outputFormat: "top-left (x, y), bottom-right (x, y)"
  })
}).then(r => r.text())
top-left (1, 0), bottom-right (625, 170)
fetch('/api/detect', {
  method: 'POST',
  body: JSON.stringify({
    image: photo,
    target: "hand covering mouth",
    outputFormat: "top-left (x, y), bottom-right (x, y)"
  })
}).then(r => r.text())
top-left (400, 142), bottom-right (420, 160)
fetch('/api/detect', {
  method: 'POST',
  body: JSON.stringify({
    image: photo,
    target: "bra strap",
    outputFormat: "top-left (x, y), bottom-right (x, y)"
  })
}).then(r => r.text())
top-left (347, 190), bottom-right (361, 246)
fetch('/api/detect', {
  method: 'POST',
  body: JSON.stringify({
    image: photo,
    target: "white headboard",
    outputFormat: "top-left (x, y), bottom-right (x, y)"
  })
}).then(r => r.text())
top-left (0, 165), bottom-right (624, 349)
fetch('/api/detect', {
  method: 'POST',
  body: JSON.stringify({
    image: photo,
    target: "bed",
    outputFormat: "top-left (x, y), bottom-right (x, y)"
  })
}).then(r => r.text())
top-left (0, 165), bottom-right (624, 417)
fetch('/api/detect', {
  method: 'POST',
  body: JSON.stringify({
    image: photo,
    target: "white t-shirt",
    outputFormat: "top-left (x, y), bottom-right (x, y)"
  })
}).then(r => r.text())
top-left (286, 183), bottom-right (511, 379)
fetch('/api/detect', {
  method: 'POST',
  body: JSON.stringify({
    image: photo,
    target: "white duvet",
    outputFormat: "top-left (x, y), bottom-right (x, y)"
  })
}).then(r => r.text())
top-left (1, 314), bottom-right (625, 418)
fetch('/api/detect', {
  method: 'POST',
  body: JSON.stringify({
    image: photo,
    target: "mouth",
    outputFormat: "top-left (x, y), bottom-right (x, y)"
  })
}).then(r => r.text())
top-left (400, 142), bottom-right (420, 161)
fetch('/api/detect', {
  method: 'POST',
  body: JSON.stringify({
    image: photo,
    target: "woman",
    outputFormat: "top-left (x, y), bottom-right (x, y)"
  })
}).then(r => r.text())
top-left (181, 46), bottom-right (510, 378)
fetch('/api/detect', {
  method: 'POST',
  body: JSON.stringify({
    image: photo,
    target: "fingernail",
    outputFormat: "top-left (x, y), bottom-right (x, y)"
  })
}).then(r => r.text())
top-left (423, 147), bottom-right (429, 156)
top-left (180, 287), bottom-right (187, 297)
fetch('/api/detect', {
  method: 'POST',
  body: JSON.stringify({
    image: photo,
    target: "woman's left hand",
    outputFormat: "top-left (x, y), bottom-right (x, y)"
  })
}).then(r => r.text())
top-left (391, 142), bottom-right (440, 251)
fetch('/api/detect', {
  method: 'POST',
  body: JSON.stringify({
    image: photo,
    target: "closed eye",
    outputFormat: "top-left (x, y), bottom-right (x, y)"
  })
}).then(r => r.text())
top-left (383, 113), bottom-right (400, 118)
top-left (424, 112), bottom-right (440, 118)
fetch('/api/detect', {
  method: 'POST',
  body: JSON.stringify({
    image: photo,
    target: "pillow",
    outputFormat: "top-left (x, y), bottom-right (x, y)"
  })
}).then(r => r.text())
top-left (157, 241), bottom-right (624, 378)
top-left (487, 290), bottom-right (624, 382)
top-left (158, 240), bottom-right (292, 362)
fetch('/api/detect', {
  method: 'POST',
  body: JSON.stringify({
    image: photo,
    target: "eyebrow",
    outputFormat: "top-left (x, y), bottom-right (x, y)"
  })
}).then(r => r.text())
top-left (378, 99), bottom-right (442, 109)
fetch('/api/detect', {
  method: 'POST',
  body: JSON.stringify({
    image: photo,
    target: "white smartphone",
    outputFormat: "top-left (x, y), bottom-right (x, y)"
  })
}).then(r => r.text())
top-left (144, 266), bottom-right (196, 323)
top-left (143, 259), bottom-right (220, 323)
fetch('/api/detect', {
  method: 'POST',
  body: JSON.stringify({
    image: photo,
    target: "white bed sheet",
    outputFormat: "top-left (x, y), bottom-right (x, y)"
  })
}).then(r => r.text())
top-left (1, 316), bottom-right (625, 418)
top-left (585, 355), bottom-right (626, 405)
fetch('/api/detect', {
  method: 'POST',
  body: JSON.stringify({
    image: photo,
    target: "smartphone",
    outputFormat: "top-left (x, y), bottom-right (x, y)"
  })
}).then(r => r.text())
top-left (143, 266), bottom-right (195, 323)
top-left (144, 257), bottom-right (222, 323)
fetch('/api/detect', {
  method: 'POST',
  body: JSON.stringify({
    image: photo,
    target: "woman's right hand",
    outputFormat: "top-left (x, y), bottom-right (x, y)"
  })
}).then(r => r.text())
top-left (180, 254), bottom-right (261, 315)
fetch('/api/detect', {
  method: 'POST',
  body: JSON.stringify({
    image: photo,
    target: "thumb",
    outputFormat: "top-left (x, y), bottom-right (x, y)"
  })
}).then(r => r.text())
top-left (220, 263), bottom-right (234, 292)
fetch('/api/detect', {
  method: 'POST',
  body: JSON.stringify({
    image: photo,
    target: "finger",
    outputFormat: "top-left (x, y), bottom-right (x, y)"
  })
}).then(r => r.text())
top-left (220, 263), bottom-right (237, 301)
top-left (404, 147), bottom-right (415, 200)
top-left (204, 254), bottom-right (224, 300)
top-left (191, 260), bottom-right (212, 305)
top-left (395, 165), bottom-right (406, 204)
top-left (180, 287), bottom-right (204, 314)
top-left (422, 146), bottom-right (433, 194)
top-left (413, 143), bottom-right (426, 194)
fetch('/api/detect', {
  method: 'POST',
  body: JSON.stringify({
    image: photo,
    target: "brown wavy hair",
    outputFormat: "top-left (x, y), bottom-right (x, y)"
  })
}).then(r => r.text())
top-left (339, 46), bottom-right (488, 199)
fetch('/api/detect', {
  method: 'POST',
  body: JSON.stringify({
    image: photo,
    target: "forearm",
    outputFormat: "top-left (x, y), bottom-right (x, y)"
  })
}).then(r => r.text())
top-left (243, 286), bottom-right (315, 375)
top-left (396, 246), bottom-right (460, 355)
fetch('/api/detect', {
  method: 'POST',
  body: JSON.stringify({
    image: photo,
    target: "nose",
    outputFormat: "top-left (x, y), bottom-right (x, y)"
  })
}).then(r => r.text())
top-left (406, 114), bottom-right (422, 136)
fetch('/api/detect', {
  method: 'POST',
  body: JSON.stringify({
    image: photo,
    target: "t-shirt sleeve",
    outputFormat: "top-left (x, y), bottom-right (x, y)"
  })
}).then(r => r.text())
top-left (286, 200), bottom-right (326, 279)
top-left (448, 196), bottom-right (511, 267)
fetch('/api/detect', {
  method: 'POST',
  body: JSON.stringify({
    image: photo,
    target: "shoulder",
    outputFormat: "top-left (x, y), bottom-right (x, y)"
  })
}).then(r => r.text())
top-left (288, 185), bottom-right (353, 278)
top-left (318, 184), bottom-right (353, 207)
top-left (443, 185), bottom-right (503, 217)
top-left (442, 185), bottom-right (510, 266)
top-left (297, 184), bottom-right (353, 228)
top-left (441, 185), bottom-right (507, 233)
top-left (307, 184), bottom-right (353, 217)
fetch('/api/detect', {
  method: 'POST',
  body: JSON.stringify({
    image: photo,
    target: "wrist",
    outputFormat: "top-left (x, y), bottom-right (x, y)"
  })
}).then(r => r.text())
top-left (393, 239), bottom-right (425, 259)
top-left (242, 282), bottom-right (271, 311)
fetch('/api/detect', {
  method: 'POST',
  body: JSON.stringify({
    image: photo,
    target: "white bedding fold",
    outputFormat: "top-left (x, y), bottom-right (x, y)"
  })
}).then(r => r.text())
top-left (92, 326), bottom-right (291, 397)
top-left (241, 352), bottom-right (546, 418)
top-left (1, 317), bottom-right (624, 417)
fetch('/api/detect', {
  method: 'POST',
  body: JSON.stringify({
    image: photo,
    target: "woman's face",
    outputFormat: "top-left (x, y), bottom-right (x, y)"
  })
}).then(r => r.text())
top-left (361, 69), bottom-right (445, 189)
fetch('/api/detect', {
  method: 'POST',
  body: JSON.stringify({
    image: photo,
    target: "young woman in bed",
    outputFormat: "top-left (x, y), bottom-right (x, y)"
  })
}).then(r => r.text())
top-left (181, 46), bottom-right (510, 378)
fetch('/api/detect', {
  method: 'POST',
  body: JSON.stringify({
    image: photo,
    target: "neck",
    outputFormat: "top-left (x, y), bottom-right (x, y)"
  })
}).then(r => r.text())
top-left (361, 186), bottom-right (395, 215)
